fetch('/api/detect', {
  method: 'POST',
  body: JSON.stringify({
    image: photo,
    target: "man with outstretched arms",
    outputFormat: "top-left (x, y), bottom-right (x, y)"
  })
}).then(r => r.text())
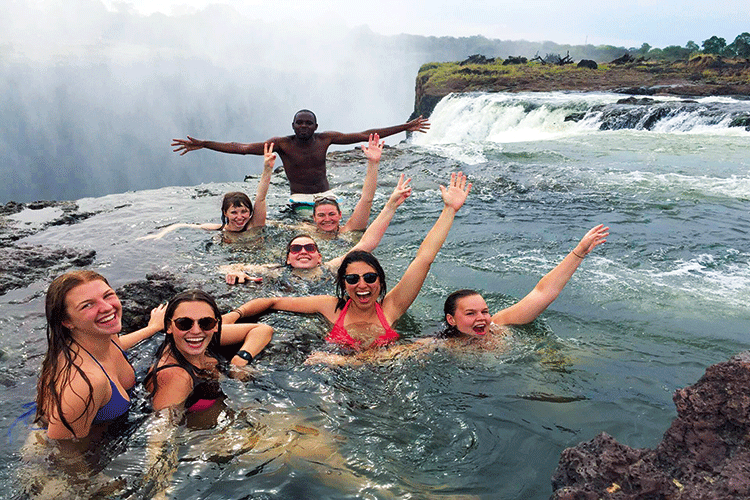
top-left (172, 110), bottom-right (429, 202)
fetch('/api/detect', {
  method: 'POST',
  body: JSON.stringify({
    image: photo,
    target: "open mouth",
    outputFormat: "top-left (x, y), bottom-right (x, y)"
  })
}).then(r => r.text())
top-left (97, 312), bottom-right (118, 325)
top-left (184, 337), bottom-right (206, 348)
top-left (473, 325), bottom-right (487, 335)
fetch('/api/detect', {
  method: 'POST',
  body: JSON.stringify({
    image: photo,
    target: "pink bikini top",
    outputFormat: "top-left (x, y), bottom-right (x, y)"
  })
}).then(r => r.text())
top-left (326, 299), bottom-right (399, 349)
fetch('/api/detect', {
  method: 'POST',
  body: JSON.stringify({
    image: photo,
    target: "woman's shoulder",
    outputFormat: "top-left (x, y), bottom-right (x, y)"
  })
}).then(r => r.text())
top-left (152, 363), bottom-right (194, 390)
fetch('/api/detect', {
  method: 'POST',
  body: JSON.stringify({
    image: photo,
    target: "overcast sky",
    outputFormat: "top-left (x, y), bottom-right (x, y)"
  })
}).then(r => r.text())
top-left (101, 0), bottom-right (748, 49)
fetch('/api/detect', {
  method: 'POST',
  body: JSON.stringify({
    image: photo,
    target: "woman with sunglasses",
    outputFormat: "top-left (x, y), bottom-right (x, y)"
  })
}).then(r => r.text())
top-left (224, 172), bottom-right (471, 363)
top-left (223, 172), bottom-right (413, 284)
top-left (139, 142), bottom-right (276, 241)
top-left (145, 290), bottom-right (273, 411)
top-left (34, 270), bottom-right (166, 440)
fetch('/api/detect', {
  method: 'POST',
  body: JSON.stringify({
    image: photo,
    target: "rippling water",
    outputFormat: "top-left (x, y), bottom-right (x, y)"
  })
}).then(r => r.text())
top-left (2, 91), bottom-right (750, 499)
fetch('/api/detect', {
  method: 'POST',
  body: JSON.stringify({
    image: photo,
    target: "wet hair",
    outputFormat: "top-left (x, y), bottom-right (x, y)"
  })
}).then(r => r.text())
top-left (335, 250), bottom-right (387, 311)
top-left (313, 197), bottom-right (342, 215)
top-left (293, 109), bottom-right (317, 124)
top-left (35, 270), bottom-right (112, 435)
top-left (284, 234), bottom-right (320, 265)
top-left (439, 289), bottom-right (481, 338)
top-left (219, 192), bottom-right (253, 231)
top-left (145, 290), bottom-right (224, 399)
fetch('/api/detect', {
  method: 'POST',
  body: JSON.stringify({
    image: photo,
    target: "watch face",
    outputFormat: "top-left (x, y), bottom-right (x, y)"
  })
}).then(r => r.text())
top-left (237, 350), bottom-right (252, 361)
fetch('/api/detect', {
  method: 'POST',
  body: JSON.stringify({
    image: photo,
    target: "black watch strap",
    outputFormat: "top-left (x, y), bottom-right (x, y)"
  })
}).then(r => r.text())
top-left (235, 350), bottom-right (254, 362)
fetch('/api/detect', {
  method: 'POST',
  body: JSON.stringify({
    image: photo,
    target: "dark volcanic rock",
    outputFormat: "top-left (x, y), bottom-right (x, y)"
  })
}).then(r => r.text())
top-left (0, 245), bottom-right (97, 296)
top-left (117, 273), bottom-right (184, 333)
top-left (551, 351), bottom-right (750, 499)
top-left (0, 200), bottom-right (104, 295)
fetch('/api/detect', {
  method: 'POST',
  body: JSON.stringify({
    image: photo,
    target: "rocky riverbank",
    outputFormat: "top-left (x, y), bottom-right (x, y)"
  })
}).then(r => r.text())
top-left (551, 352), bottom-right (750, 499)
top-left (411, 54), bottom-right (750, 119)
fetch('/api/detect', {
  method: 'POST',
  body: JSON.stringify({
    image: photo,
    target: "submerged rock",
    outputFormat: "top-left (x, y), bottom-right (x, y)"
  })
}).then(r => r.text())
top-left (551, 352), bottom-right (750, 499)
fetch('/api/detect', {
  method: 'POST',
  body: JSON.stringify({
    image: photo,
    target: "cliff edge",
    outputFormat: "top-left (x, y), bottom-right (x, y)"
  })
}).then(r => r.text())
top-left (411, 55), bottom-right (750, 119)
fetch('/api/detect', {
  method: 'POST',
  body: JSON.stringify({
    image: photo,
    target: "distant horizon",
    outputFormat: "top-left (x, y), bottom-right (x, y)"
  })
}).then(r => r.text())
top-left (97, 0), bottom-right (748, 50)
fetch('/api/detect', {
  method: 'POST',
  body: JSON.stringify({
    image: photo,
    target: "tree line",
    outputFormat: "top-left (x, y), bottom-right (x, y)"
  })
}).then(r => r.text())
top-left (634, 33), bottom-right (750, 61)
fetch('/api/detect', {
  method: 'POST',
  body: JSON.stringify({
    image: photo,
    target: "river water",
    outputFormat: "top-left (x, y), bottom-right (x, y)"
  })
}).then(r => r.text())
top-left (2, 91), bottom-right (750, 499)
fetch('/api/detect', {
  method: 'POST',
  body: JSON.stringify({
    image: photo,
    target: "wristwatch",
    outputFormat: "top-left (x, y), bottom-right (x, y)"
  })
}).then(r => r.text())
top-left (235, 350), bottom-right (254, 363)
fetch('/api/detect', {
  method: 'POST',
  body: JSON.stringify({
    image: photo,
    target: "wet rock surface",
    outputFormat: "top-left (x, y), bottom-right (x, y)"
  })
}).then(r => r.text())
top-left (551, 351), bottom-right (750, 499)
top-left (0, 200), bottom-right (101, 296)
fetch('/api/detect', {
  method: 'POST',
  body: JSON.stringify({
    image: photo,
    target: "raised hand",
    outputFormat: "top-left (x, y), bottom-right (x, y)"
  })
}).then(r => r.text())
top-left (386, 174), bottom-right (412, 209)
top-left (361, 133), bottom-right (384, 162)
top-left (573, 224), bottom-right (609, 257)
top-left (406, 116), bottom-right (430, 133)
top-left (439, 172), bottom-right (472, 212)
top-left (263, 142), bottom-right (276, 170)
top-left (171, 136), bottom-right (204, 155)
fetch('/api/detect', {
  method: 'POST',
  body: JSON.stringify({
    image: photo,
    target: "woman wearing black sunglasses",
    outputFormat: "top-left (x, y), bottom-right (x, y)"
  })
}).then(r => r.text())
top-left (225, 173), bottom-right (471, 364)
top-left (146, 290), bottom-right (273, 411)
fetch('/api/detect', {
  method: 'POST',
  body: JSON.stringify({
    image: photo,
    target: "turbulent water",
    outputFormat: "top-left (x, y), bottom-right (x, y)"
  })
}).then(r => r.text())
top-left (2, 91), bottom-right (750, 499)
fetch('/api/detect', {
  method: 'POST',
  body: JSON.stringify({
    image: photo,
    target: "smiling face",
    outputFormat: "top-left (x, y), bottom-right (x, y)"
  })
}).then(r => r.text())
top-left (292, 111), bottom-right (318, 140)
top-left (445, 293), bottom-right (493, 337)
top-left (166, 301), bottom-right (218, 360)
top-left (223, 203), bottom-right (251, 231)
top-left (62, 280), bottom-right (122, 339)
top-left (286, 236), bottom-right (323, 269)
top-left (313, 203), bottom-right (342, 233)
top-left (342, 261), bottom-right (382, 310)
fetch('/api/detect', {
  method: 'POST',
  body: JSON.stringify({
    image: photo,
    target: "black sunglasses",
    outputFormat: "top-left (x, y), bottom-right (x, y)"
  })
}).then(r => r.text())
top-left (172, 316), bottom-right (218, 331)
top-left (344, 272), bottom-right (379, 285)
top-left (289, 243), bottom-right (318, 254)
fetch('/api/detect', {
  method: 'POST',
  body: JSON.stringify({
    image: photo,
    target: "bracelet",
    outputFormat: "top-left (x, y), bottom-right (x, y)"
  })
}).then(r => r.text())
top-left (235, 350), bottom-right (253, 363)
top-left (572, 250), bottom-right (586, 259)
top-left (232, 308), bottom-right (243, 318)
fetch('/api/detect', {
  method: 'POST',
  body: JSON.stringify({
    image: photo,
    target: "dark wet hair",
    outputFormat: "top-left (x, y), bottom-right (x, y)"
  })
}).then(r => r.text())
top-left (35, 270), bottom-right (113, 435)
top-left (439, 289), bottom-right (481, 338)
top-left (335, 251), bottom-right (387, 311)
top-left (313, 197), bottom-right (341, 214)
top-left (145, 290), bottom-right (224, 398)
top-left (219, 192), bottom-right (253, 231)
top-left (293, 109), bottom-right (317, 124)
top-left (284, 234), bottom-right (320, 264)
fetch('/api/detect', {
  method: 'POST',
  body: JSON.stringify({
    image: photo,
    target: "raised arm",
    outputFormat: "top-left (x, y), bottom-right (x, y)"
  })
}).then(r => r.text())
top-left (323, 116), bottom-right (431, 145)
top-left (137, 222), bottom-right (221, 240)
top-left (223, 295), bottom-right (339, 325)
top-left (384, 172), bottom-right (471, 321)
top-left (326, 174), bottom-right (412, 269)
top-left (118, 304), bottom-right (167, 350)
top-left (491, 224), bottom-right (609, 326)
top-left (171, 135), bottom-right (267, 156)
top-left (248, 142), bottom-right (276, 228)
top-left (341, 134), bottom-right (383, 232)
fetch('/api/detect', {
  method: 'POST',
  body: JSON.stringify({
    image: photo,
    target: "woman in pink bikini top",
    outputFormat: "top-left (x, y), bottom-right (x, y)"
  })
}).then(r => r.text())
top-left (226, 172), bottom-right (472, 365)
